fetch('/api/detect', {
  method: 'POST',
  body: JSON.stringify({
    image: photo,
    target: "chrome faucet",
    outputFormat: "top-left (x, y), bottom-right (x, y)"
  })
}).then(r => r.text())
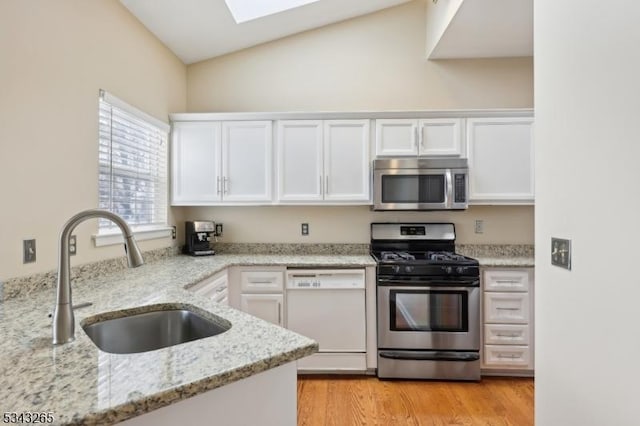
top-left (52, 209), bottom-right (144, 345)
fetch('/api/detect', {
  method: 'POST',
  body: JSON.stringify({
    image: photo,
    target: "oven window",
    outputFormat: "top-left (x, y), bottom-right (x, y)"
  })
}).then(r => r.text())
top-left (381, 175), bottom-right (445, 204)
top-left (390, 290), bottom-right (468, 332)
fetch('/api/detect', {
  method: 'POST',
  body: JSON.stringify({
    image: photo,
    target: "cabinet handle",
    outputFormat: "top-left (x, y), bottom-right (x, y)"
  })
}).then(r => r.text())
top-left (248, 280), bottom-right (274, 284)
top-left (223, 176), bottom-right (229, 194)
top-left (496, 307), bottom-right (520, 311)
top-left (216, 176), bottom-right (221, 195)
top-left (414, 126), bottom-right (419, 150)
top-left (495, 280), bottom-right (520, 284)
top-left (320, 175), bottom-right (323, 195)
top-left (278, 302), bottom-right (282, 324)
top-left (418, 124), bottom-right (424, 149)
top-left (496, 333), bottom-right (520, 338)
top-left (325, 176), bottom-right (329, 195)
top-left (497, 354), bottom-right (520, 359)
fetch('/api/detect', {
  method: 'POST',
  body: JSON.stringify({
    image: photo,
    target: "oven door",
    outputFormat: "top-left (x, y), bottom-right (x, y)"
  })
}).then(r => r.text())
top-left (377, 279), bottom-right (480, 351)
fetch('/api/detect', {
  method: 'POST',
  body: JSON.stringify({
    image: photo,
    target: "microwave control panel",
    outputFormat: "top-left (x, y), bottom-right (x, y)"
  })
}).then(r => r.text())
top-left (454, 174), bottom-right (466, 202)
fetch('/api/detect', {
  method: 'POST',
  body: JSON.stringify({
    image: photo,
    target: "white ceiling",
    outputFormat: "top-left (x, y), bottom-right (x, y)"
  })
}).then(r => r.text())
top-left (429, 0), bottom-right (533, 59)
top-left (120, 0), bottom-right (412, 64)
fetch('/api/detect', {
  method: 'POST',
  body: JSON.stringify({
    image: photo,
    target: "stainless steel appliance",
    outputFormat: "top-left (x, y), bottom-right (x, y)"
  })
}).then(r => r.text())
top-left (373, 158), bottom-right (468, 211)
top-left (183, 221), bottom-right (215, 256)
top-left (371, 223), bottom-right (480, 381)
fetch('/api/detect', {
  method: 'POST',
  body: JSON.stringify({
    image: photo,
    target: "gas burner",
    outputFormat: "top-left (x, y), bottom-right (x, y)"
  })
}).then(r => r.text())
top-left (428, 252), bottom-right (468, 262)
top-left (380, 251), bottom-right (415, 261)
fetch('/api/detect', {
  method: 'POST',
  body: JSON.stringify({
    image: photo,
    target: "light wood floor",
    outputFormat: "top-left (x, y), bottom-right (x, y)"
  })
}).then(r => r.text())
top-left (297, 375), bottom-right (534, 426)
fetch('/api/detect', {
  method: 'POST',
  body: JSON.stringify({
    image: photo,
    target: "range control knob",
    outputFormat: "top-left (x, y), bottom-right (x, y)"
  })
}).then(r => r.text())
top-left (404, 266), bottom-right (414, 273)
top-left (456, 266), bottom-right (466, 275)
top-left (392, 265), bottom-right (401, 274)
top-left (442, 266), bottom-right (453, 274)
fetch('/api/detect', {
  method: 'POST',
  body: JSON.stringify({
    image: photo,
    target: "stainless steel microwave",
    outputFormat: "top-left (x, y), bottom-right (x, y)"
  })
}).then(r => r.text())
top-left (373, 158), bottom-right (469, 210)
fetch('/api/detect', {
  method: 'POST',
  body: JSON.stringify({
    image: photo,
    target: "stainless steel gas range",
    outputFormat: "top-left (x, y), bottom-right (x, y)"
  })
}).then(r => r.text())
top-left (371, 223), bottom-right (481, 381)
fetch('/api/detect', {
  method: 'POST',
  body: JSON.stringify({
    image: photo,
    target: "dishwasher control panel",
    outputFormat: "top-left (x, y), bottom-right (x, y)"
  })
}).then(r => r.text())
top-left (286, 269), bottom-right (365, 289)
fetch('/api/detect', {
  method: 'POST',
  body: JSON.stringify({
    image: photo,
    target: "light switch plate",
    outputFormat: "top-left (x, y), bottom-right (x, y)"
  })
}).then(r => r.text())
top-left (23, 239), bottom-right (36, 263)
top-left (551, 238), bottom-right (571, 270)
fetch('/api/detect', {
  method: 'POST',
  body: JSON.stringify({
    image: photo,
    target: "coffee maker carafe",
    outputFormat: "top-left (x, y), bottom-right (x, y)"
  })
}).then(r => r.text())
top-left (183, 221), bottom-right (216, 256)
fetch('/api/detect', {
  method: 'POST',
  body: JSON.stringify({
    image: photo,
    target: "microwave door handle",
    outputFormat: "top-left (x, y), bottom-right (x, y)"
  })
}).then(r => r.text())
top-left (445, 170), bottom-right (453, 208)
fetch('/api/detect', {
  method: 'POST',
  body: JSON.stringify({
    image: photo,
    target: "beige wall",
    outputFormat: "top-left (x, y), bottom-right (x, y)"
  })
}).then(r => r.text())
top-left (187, 0), bottom-right (532, 112)
top-left (183, 0), bottom-right (534, 245)
top-left (0, 0), bottom-right (187, 280)
top-left (185, 205), bottom-right (533, 245)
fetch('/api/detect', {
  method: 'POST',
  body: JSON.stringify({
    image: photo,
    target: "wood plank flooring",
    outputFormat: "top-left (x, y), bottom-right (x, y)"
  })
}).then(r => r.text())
top-left (297, 376), bottom-right (534, 426)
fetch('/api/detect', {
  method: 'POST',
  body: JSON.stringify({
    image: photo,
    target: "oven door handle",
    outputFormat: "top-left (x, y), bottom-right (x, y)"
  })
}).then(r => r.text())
top-left (377, 278), bottom-right (479, 288)
top-left (379, 351), bottom-right (480, 362)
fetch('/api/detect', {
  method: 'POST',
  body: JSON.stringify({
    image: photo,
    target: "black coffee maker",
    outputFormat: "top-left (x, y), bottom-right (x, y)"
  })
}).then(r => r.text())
top-left (183, 221), bottom-right (216, 256)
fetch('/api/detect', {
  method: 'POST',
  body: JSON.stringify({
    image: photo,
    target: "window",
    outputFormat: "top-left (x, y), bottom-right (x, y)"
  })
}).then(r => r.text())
top-left (97, 90), bottom-right (169, 241)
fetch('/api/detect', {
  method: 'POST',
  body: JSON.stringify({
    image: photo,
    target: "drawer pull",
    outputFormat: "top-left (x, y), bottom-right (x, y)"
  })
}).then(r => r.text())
top-left (496, 333), bottom-right (520, 338)
top-left (495, 280), bottom-right (520, 284)
top-left (496, 307), bottom-right (520, 311)
top-left (248, 280), bottom-right (275, 284)
top-left (497, 354), bottom-right (520, 359)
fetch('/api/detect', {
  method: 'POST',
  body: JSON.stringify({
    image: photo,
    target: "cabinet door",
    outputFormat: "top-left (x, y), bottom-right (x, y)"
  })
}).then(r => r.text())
top-left (276, 120), bottom-right (323, 201)
top-left (240, 294), bottom-right (284, 326)
top-left (171, 122), bottom-right (221, 205)
top-left (222, 121), bottom-right (273, 202)
top-left (375, 119), bottom-right (418, 157)
top-left (323, 120), bottom-right (371, 202)
top-left (467, 117), bottom-right (534, 204)
top-left (418, 118), bottom-right (463, 157)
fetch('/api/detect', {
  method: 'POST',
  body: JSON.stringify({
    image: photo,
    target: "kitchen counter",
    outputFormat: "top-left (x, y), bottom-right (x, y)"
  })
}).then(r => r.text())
top-left (0, 253), bottom-right (376, 425)
top-left (457, 244), bottom-right (535, 267)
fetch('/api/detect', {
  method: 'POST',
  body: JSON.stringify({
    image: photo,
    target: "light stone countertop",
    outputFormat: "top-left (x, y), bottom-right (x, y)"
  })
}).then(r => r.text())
top-left (474, 256), bottom-right (535, 267)
top-left (0, 254), bottom-right (374, 425)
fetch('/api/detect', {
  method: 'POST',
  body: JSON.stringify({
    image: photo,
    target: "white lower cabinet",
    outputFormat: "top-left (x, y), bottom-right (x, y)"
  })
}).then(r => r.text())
top-left (240, 294), bottom-right (284, 326)
top-left (482, 267), bottom-right (534, 375)
top-left (231, 267), bottom-right (285, 327)
top-left (187, 269), bottom-right (229, 305)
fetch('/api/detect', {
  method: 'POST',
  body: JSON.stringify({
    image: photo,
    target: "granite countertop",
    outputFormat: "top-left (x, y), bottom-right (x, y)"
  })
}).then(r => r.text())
top-left (456, 244), bottom-right (535, 267)
top-left (0, 254), bottom-right (374, 425)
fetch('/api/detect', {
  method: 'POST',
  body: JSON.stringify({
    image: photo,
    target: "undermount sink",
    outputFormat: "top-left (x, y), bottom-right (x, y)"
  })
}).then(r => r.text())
top-left (82, 306), bottom-right (231, 354)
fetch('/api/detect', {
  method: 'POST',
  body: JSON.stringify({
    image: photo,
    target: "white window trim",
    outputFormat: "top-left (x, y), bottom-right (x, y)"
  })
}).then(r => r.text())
top-left (93, 225), bottom-right (172, 247)
top-left (98, 89), bottom-right (170, 237)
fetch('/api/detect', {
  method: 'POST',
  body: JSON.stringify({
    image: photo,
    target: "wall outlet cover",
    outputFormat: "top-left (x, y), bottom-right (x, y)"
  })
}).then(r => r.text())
top-left (23, 239), bottom-right (36, 263)
top-left (474, 219), bottom-right (484, 234)
top-left (551, 237), bottom-right (571, 270)
top-left (215, 223), bottom-right (223, 237)
top-left (301, 223), bottom-right (309, 236)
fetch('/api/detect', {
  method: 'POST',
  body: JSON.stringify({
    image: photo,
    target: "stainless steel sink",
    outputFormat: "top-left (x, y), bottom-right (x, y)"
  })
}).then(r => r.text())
top-left (82, 307), bottom-right (231, 354)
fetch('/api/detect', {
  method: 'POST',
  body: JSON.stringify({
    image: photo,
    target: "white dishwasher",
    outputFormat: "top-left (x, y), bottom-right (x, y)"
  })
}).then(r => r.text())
top-left (286, 269), bottom-right (366, 373)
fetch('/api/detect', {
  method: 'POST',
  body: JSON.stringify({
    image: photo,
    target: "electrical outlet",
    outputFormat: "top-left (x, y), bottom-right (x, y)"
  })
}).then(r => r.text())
top-left (69, 235), bottom-right (77, 256)
top-left (301, 223), bottom-right (309, 236)
top-left (23, 239), bottom-right (36, 263)
top-left (171, 226), bottom-right (177, 240)
top-left (474, 220), bottom-right (484, 234)
top-left (551, 238), bottom-right (572, 270)
top-left (215, 223), bottom-right (223, 237)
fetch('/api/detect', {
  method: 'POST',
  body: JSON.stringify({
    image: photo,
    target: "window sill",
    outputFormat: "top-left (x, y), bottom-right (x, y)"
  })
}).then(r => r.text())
top-left (93, 226), bottom-right (173, 247)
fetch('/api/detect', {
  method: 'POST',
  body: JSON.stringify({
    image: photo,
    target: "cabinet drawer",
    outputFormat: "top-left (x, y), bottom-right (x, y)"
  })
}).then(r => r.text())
top-left (484, 345), bottom-right (531, 367)
top-left (484, 324), bottom-right (530, 345)
top-left (189, 270), bottom-right (228, 299)
top-left (241, 271), bottom-right (284, 293)
top-left (484, 292), bottom-right (530, 324)
top-left (484, 269), bottom-right (530, 292)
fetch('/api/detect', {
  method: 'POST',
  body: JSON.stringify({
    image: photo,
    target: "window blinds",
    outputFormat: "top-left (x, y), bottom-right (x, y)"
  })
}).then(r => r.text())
top-left (98, 90), bottom-right (169, 232)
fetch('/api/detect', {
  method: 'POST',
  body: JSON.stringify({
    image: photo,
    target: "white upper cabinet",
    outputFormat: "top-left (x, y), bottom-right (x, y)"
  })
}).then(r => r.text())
top-left (324, 120), bottom-right (370, 201)
top-left (171, 120), bottom-right (272, 205)
top-left (222, 121), bottom-right (272, 202)
top-left (171, 122), bottom-right (222, 205)
top-left (276, 119), bottom-right (371, 203)
top-left (467, 117), bottom-right (534, 204)
top-left (375, 118), bottom-right (463, 157)
top-left (276, 121), bottom-right (323, 201)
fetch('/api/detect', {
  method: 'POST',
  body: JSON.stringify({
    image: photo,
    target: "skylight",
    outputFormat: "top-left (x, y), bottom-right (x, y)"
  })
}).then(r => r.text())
top-left (224, 0), bottom-right (321, 24)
